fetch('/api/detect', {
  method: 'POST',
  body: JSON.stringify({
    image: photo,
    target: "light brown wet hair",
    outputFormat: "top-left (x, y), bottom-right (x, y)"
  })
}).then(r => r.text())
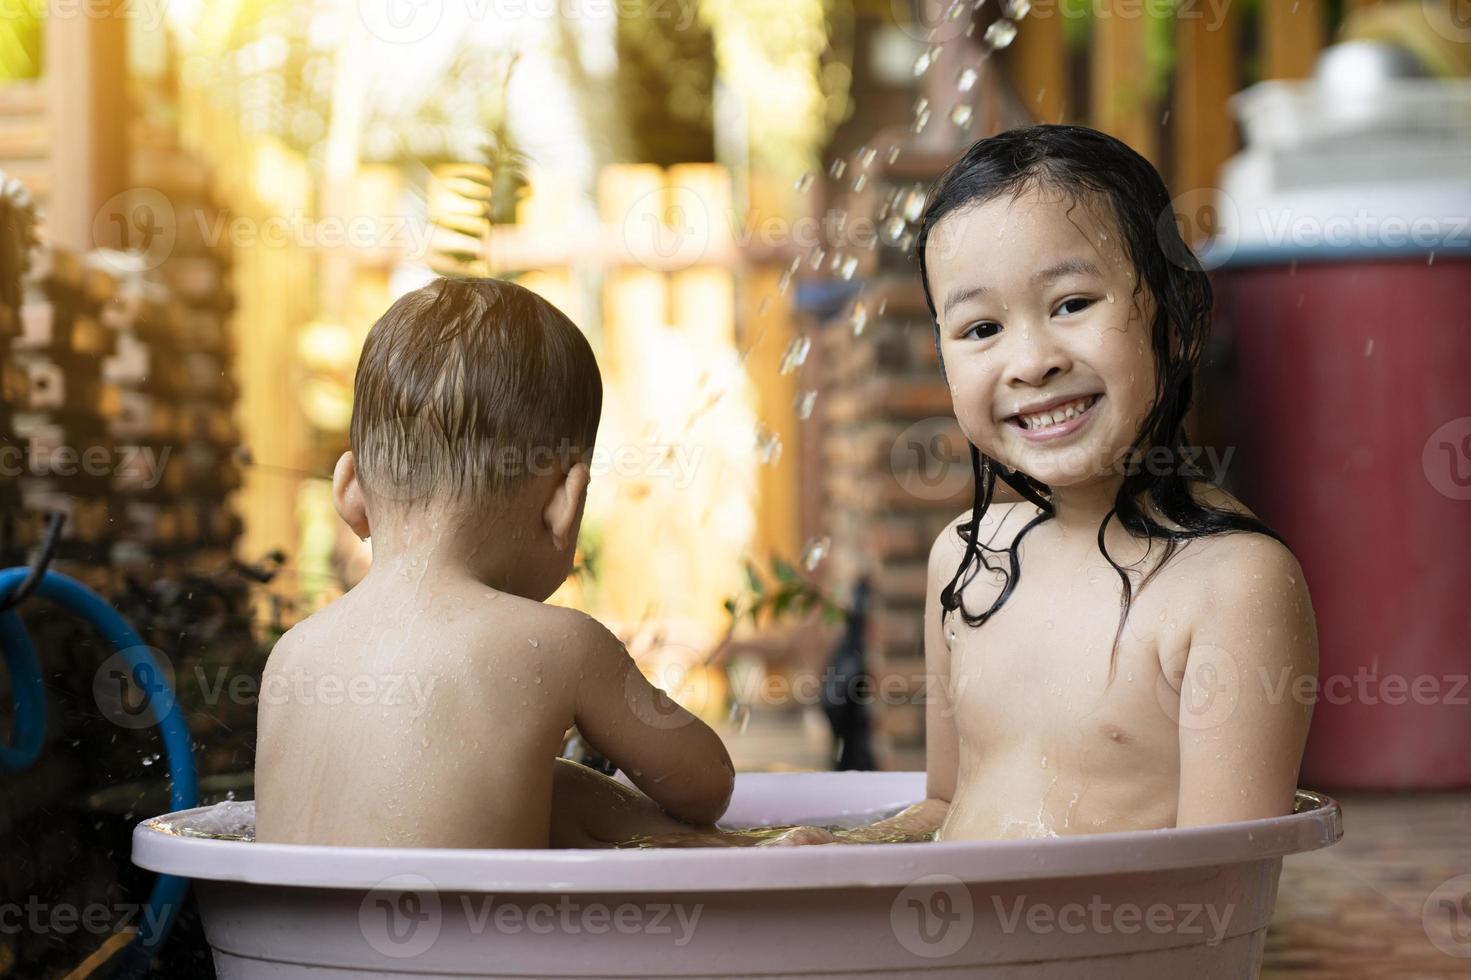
top-left (349, 277), bottom-right (601, 508)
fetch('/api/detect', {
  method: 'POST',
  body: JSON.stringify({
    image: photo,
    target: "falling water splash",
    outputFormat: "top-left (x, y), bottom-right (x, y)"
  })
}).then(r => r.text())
top-left (738, 0), bottom-right (1035, 621)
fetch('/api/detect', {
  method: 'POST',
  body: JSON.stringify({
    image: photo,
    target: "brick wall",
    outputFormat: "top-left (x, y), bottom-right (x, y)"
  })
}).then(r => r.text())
top-left (0, 89), bottom-right (259, 976)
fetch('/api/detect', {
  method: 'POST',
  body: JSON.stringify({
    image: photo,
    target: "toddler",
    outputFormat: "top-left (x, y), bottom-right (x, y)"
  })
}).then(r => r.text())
top-left (254, 278), bottom-right (734, 848)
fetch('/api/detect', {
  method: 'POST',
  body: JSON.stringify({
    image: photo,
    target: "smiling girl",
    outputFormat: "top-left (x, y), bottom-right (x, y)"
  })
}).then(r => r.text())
top-left (775, 125), bottom-right (1319, 845)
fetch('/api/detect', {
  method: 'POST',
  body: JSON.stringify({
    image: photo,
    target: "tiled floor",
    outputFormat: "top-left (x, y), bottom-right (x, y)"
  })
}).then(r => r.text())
top-left (1263, 792), bottom-right (1471, 978)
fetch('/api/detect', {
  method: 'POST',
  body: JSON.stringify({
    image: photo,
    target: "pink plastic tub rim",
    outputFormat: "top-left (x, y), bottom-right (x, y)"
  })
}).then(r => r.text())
top-left (133, 771), bottom-right (1341, 892)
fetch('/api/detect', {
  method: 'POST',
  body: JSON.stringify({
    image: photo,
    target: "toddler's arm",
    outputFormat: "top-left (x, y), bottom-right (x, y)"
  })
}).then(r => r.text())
top-left (1174, 537), bottom-right (1317, 826)
top-left (570, 615), bottom-right (734, 826)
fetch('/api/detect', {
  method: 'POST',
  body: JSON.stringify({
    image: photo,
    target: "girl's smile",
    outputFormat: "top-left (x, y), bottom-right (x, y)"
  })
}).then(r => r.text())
top-left (925, 184), bottom-right (1157, 491)
top-left (1004, 391), bottom-right (1103, 442)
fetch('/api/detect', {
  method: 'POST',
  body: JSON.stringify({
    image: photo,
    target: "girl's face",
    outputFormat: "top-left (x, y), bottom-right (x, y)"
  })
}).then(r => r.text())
top-left (925, 185), bottom-right (1158, 489)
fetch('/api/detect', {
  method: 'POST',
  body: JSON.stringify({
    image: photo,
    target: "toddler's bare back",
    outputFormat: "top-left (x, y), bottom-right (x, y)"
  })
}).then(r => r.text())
top-left (256, 575), bottom-right (597, 848)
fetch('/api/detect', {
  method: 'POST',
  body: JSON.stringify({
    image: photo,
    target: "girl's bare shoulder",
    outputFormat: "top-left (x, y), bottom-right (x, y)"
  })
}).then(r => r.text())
top-left (930, 501), bottom-right (1040, 566)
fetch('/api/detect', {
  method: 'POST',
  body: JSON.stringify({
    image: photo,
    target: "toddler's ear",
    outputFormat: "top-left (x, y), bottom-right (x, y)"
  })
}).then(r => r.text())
top-left (544, 462), bottom-right (590, 552)
top-left (332, 451), bottom-right (371, 540)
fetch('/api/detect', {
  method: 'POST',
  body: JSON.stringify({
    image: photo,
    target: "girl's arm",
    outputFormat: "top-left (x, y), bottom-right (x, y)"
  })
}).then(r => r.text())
top-left (915, 517), bottom-right (964, 823)
top-left (1175, 536), bottom-right (1317, 827)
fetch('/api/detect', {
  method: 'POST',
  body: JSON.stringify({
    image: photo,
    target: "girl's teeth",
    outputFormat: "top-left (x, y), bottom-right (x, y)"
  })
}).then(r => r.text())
top-left (1020, 396), bottom-right (1093, 429)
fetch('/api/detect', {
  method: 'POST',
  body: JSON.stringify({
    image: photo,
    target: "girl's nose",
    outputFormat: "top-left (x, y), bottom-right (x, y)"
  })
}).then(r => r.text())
top-left (1004, 324), bottom-right (1070, 388)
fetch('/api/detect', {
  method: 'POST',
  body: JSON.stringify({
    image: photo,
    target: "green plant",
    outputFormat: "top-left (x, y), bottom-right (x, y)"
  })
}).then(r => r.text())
top-left (722, 556), bottom-right (846, 628)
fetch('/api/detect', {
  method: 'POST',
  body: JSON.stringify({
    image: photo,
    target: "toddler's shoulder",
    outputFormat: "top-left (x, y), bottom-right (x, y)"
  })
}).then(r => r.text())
top-left (523, 603), bottom-right (623, 662)
top-left (262, 605), bottom-right (330, 665)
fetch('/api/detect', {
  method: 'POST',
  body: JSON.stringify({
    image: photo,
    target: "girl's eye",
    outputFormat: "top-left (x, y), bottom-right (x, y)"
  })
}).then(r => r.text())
top-left (1054, 296), bottom-right (1094, 317)
top-left (962, 321), bottom-right (1000, 340)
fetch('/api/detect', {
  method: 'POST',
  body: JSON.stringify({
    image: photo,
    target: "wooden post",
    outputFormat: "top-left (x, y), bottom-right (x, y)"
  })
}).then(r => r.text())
top-left (1090, 3), bottom-right (1157, 162)
top-left (1008, 6), bottom-right (1069, 123)
top-left (44, 0), bottom-right (129, 252)
top-left (1263, 0), bottom-right (1328, 80)
top-left (1173, 0), bottom-right (1240, 194)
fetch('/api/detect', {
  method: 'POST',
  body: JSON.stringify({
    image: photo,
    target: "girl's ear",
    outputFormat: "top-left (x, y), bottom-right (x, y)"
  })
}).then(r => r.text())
top-left (332, 451), bottom-right (371, 540)
top-left (544, 462), bottom-right (590, 552)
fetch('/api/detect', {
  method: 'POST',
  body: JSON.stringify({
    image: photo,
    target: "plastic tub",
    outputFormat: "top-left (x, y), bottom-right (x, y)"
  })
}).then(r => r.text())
top-left (132, 772), bottom-right (1340, 977)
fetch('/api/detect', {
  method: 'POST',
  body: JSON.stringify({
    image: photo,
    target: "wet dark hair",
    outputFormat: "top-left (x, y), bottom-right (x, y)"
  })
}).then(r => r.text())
top-left (914, 124), bottom-right (1283, 670)
top-left (350, 277), bottom-right (601, 507)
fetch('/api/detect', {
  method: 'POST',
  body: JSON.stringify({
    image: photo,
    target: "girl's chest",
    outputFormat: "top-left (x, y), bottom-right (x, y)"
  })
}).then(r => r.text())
top-left (945, 558), bottom-right (1199, 743)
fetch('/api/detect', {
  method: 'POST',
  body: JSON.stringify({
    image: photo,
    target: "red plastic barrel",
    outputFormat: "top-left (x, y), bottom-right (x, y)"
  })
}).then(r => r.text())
top-left (1215, 254), bottom-right (1471, 790)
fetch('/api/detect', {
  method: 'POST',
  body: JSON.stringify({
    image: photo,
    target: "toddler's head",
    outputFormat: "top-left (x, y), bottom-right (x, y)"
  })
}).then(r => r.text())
top-left (336, 277), bottom-right (601, 598)
top-left (917, 123), bottom-right (1209, 497)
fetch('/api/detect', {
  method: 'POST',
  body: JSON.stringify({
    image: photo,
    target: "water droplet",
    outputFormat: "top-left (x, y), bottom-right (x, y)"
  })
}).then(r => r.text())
top-left (780, 335), bottom-right (812, 375)
top-left (755, 427), bottom-right (783, 465)
top-left (828, 158), bottom-right (847, 180)
top-left (838, 254), bottom-right (859, 280)
top-left (857, 146), bottom-right (877, 170)
top-left (852, 173), bottom-right (868, 192)
top-left (795, 389), bottom-right (818, 420)
top-left (849, 300), bottom-right (869, 336)
top-left (887, 145), bottom-right (902, 164)
top-left (794, 171), bottom-right (814, 193)
top-left (528, 638), bottom-right (539, 647)
top-left (985, 18), bottom-right (1018, 49)
top-left (883, 215), bottom-right (908, 244)
top-left (1364, 338), bottom-right (1374, 357)
top-left (809, 246), bottom-right (827, 271)
top-left (950, 103), bottom-right (974, 129)
top-left (957, 66), bottom-right (978, 93)
top-left (913, 98), bottom-right (931, 133)
top-left (778, 256), bottom-right (800, 294)
top-left (901, 187), bottom-right (926, 222)
top-left (801, 536), bottom-right (831, 570)
top-left (1004, 0), bottom-right (1031, 18)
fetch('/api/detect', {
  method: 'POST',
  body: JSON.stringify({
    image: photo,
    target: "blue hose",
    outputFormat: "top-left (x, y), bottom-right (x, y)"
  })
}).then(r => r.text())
top-left (0, 568), bottom-right (199, 969)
